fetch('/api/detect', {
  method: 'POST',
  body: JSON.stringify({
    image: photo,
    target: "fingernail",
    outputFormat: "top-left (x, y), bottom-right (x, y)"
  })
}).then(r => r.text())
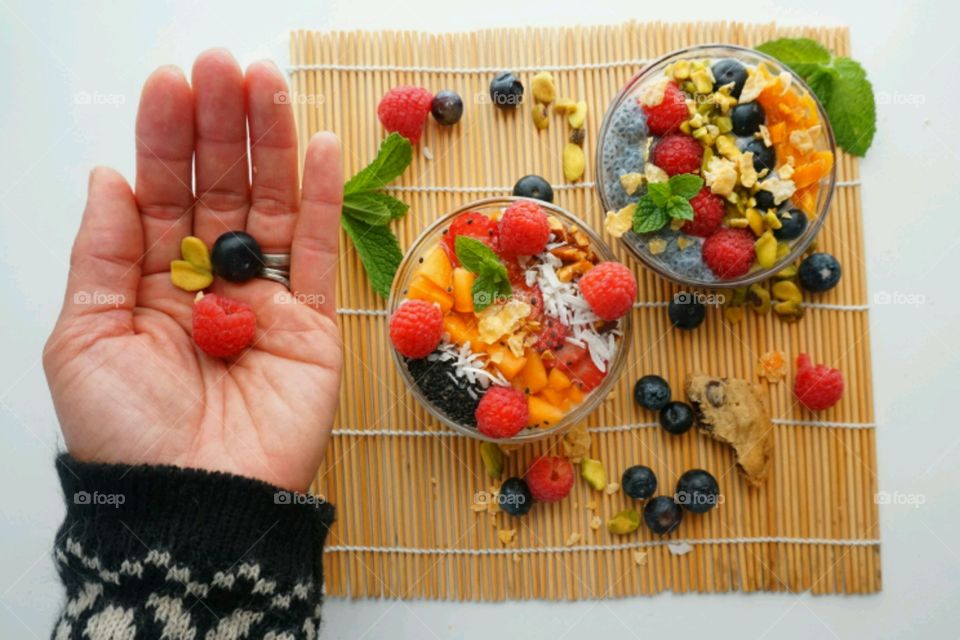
top-left (88, 167), bottom-right (98, 190)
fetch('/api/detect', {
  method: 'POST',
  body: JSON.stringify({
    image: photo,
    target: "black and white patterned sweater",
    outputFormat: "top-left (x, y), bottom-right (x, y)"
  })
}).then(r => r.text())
top-left (52, 454), bottom-right (335, 639)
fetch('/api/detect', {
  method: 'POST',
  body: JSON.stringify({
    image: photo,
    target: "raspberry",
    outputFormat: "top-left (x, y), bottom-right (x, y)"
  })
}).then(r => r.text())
top-left (389, 299), bottom-right (443, 358)
top-left (651, 134), bottom-right (703, 176)
top-left (702, 228), bottom-right (756, 279)
top-left (192, 293), bottom-right (256, 358)
top-left (525, 456), bottom-right (574, 502)
top-left (641, 82), bottom-right (689, 136)
top-left (498, 200), bottom-right (550, 257)
top-left (442, 212), bottom-right (499, 264)
top-left (377, 85), bottom-right (434, 144)
top-left (793, 353), bottom-right (844, 411)
top-left (682, 187), bottom-right (726, 237)
top-left (578, 262), bottom-right (637, 321)
top-left (475, 386), bottom-right (528, 438)
top-left (535, 316), bottom-right (569, 351)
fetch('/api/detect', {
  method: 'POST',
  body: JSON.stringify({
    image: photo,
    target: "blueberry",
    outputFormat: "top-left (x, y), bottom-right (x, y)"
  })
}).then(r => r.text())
top-left (622, 465), bottom-right (657, 500)
top-left (211, 231), bottom-right (263, 282)
top-left (774, 208), bottom-right (809, 241)
top-left (668, 293), bottom-right (706, 330)
top-left (634, 375), bottom-right (671, 411)
top-left (498, 477), bottom-right (533, 516)
top-left (675, 469), bottom-right (720, 514)
top-left (659, 401), bottom-right (695, 435)
top-left (643, 496), bottom-right (684, 535)
top-left (731, 102), bottom-right (765, 136)
top-left (489, 72), bottom-right (523, 110)
top-left (512, 175), bottom-right (554, 203)
top-left (753, 189), bottom-right (782, 212)
top-left (742, 139), bottom-right (776, 174)
top-left (711, 59), bottom-right (748, 98)
top-left (431, 90), bottom-right (463, 125)
top-left (798, 252), bottom-right (842, 293)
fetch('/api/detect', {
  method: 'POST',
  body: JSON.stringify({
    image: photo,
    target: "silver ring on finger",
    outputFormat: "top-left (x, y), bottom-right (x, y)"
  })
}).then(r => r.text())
top-left (258, 266), bottom-right (291, 289)
top-left (261, 252), bottom-right (292, 269)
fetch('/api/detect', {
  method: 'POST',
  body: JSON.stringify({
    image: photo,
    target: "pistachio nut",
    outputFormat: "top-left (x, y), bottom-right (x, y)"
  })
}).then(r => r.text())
top-left (607, 509), bottom-right (641, 535)
top-left (531, 71), bottom-right (556, 104)
top-left (748, 283), bottom-right (771, 314)
top-left (568, 101), bottom-right (588, 129)
top-left (480, 442), bottom-right (504, 478)
top-left (580, 458), bottom-right (607, 491)
top-left (531, 103), bottom-right (549, 130)
top-left (562, 142), bottom-right (586, 182)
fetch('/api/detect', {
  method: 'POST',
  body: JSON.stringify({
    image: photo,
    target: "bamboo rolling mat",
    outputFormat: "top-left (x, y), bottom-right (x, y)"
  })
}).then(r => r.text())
top-left (290, 21), bottom-right (880, 599)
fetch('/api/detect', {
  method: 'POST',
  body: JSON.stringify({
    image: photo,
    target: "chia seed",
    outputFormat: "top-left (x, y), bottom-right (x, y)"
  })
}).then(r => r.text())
top-left (406, 353), bottom-right (486, 427)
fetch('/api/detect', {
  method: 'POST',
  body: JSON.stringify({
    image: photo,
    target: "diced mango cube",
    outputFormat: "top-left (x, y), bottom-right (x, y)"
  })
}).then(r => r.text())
top-left (527, 395), bottom-right (564, 428)
top-left (452, 267), bottom-right (475, 313)
top-left (407, 275), bottom-right (453, 313)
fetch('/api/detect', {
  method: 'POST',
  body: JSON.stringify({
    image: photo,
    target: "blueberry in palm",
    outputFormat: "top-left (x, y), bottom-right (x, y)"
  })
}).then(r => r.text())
top-left (211, 231), bottom-right (263, 282)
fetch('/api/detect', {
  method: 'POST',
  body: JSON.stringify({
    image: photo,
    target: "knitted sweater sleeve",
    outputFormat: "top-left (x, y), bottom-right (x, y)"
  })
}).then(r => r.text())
top-left (51, 454), bottom-right (335, 640)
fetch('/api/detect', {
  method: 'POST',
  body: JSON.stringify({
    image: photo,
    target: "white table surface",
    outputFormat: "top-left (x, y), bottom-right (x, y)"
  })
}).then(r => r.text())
top-left (1, 1), bottom-right (957, 638)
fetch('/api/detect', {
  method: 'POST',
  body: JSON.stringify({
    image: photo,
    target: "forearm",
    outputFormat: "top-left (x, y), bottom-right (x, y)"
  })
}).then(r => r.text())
top-left (52, 454), bottom-right (334, 639)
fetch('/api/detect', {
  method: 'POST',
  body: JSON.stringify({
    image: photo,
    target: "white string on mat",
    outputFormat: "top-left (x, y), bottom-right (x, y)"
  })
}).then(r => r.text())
top-left (332, 301), bottom-right (867, 316)
top-left (326, 536), bottom-right (879, 555)
top-left (287, 60), bottom-right (650, 74)
top-left (382, 180), bottom-right (861, 194)
top-left (331, 418), bottom-right (875, 437)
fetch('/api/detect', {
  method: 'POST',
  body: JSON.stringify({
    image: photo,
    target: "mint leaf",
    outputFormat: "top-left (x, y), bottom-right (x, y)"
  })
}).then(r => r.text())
top-left (827, 57), bottom-right (876, 156)
top-left (646, 181), bottom-right (671, 208)
top-left (633, 196), bottom-right (669, 233)
top-left (341, 214), bottom-right (403, 298)
top-left (472, 272), bottom-right (511, 312)
top-left (668, 174), bottom-right (704, 200)
top-left (344, 133), bottom-right (413, 194)
top-left (756, 38), bottom-right (876, 156)
top-left (665, 195), bottom-right (694, 221)
top-left (454, 236), bottom-right (505, 279)
top-left (756, 38), bottom-right (830, 66)
top-left (342, 192), bottom-right (393, 226)
top-left (345, 191), bottom-right (409, 221)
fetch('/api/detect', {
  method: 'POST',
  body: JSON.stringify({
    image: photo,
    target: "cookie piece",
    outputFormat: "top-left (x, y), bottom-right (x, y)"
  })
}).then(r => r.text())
top-left (685, 372), bottom-right (773, 486)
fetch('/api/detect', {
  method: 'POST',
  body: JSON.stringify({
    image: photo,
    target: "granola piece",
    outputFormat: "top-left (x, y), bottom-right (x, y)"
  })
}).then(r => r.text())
top-left (685, 372), bottom-right (773, 485)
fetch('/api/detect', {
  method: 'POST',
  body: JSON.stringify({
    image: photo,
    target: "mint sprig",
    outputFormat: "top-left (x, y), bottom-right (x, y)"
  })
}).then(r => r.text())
top-left (633, 174), bottom-right (704, 233)
top-left (454, 236), bottom-right (511, 312)
top-left (340, 133), bottom-right (413, 297)
top-left (756, 38), bottom-right (876, 156)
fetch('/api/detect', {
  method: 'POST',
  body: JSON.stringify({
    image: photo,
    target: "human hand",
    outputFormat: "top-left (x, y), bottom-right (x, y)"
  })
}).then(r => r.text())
top-left (43, 49), bottom-right (343, 492)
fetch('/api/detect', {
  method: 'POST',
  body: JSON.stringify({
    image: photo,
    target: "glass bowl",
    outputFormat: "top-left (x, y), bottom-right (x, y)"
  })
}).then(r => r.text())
top-left (388, 197), bottom-right (633, 444)
top-left (596, 44), bottom-right (837, 289)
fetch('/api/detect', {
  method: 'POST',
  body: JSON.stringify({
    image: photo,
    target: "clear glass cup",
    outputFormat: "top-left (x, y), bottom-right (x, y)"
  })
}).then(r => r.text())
top-left (595, 44), bottom-right (837, 288)
top-left (388, 197), bottom-right (633, 443)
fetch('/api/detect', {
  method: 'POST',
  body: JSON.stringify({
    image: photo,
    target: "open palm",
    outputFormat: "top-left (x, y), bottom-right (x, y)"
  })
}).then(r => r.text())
top-left (43, 50), bottom-right (343, 492)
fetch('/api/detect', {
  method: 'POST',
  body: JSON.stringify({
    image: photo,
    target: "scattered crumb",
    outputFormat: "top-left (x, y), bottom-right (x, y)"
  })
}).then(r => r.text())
top-left (586, 500), bottom-right (597, 511)
top-left (422, 146), bottom-right (434, 160)
top-left (565, 532), bottom-right (582, 547)
top-left (562, 422), bottom-right (592, 462)
top-left (758, 349), bottom-right (787, 383)
top-left (604, 482), bottom-right (620, 496)
top-left (430, 477), bottom-right (438, 484)
top-left (589, 515), bottom-right (603, 531)
top-left (498, 529), bottom-right (516, 546)
top-left (512, 553), bottom-right (522, 564)
top-left (667, 541), bottom-right (694, 556)
top-left (633, 551), bottom-right (648, 567)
